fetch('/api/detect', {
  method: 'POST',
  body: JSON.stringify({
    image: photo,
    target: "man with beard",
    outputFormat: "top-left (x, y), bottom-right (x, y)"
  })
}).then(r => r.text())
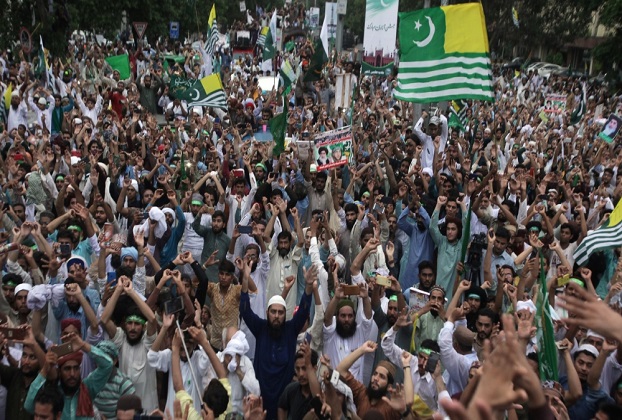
top-left (397, 194), bottom-right (434, 290)
top-left (0, 274), bottom-right (25, 326)
top-left (335, 341), bottom-right (402, 419)
top-left (383, 309), bottom-right (446, 414)
top-left (303, 169), bottom-right (333, 228)
top-left (337, 203), bottom-right (359, 283)
top-left (264, 204), bottom-right (304, 320)
top-left (181, 193), bottom-right (211, 266)
top-left (0, 325), bottom-right (46, 420)
top-left (240, 254), bottom-right (317, 419)
top-left (24, 331), bottom-right (113, 420)
top-left (370, 275), bottom-right (408, 381)
top-left (101, 276), bottom-right (159, 412)
top-left (473, 308), bottom-right (496, 360)
top-left (192, 209), bottom-right (231, 282)
top-left (413, 261), bottom-right (436, 293)
top-left (439, 307), bottom-right (479, 395)
top-left (414, 286), bottom-right (447, 346)
top-left (7, 90), bottom-right (28, 132)
top-left (323, 237), bottom-right (374, 383)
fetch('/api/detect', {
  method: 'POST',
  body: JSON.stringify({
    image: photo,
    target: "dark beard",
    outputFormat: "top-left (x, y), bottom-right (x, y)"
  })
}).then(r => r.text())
top-left (278, 248), bottom-right (289, 258)
top-left (250, 261), bottom-right (259, 272)
top-left (61, 380), bottom-right (81, 396)
top-left (430, 309), bottom-right (439, 317)
top-left (22, 368), bottom-right (39, 378)
top-left (387, 315), bottom-right (397, 326)
top-left (366, 384), bottom-right (387, 400)
top-left (336, 321), bottom-right (357, 339)
top-left (346, 219), bottom-right (356, 230)
top-left (267, 320), bottom-right (283, 340)
top-left (126, 331), bottom-right (145, 346)
top-left (67, 302), bottom-right (81, 313)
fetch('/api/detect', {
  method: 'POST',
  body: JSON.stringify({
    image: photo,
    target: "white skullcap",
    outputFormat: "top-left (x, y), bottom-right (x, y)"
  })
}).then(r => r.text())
top-left (586, 329), bottom-right (605, 341)
top-left (15, 283), bottom-right (33, 295)
top-left (267, 295), bottom-right (287, 310)
top-left (516, 300), bottom-right (536, 314)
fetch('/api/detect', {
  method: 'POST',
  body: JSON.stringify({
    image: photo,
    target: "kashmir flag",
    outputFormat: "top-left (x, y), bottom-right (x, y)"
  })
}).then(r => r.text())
top-left (37, 36), bottom-right (50, 86)
top-left (394, 3), bottom-right (493, 103)
top-left (536, 251), bottom-right (559, 381)
top-left (574, 199), bottom-right (622, 266)
top-left (257, 26), bottom-right (269, 47)
top-left (206, 5), bottom-right (219, 55)
top-left (0, 83), bottom-right (12, 124)
top-left (448, 99), bottom-right (467, 131)
top-left (512, 5), bottom-right (520, 28)
top-left (278, 60), bottom-right (297, 95)
top-left (269, 101), bottom-right (288, 155)
top-left (177, 74), bottom-right (227, 109)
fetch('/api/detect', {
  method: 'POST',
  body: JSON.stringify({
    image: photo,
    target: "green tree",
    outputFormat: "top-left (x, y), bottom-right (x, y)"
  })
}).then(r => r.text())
top-left (593, 0), bottom-right (622, 80)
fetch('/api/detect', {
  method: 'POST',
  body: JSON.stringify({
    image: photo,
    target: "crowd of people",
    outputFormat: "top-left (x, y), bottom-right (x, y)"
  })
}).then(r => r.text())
top-left (1, 3), bottom-right (622, 420)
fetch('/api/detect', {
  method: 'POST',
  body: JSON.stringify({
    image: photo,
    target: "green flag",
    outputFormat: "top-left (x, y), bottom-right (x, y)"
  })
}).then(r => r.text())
top-left (105, 55), bottom-right (131, 80)
top-left (269, 102), bottom-right (288, 155)
top-left (303, 39), bottom-right (327, 83)
top-left (394, 3), bottom-right (493, 102)
top-left (278, 60), bottom-right (297, 96)
top-left (169, 75), bottom-right (197, 99)
top-left (459, 204), bottom-right (472, 267)
top-left (263, 28), bottom-right (275, 61)
top-left (536, 251), bottom-right (559, 381)
top-left (448, 100), bottom-right (468, 131)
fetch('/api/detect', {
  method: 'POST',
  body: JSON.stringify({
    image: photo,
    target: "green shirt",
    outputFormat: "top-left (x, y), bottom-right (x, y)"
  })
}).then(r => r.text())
top-left (430, 209), bottom-right (468, 301)
top-left (25, 346), bottom-right (113, 420)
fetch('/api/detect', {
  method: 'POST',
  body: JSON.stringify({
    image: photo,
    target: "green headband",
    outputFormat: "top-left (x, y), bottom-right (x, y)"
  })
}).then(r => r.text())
top-left (255, 163), bottom-right (267, 172)
top-left (569, 278), bottom-right (585, 288)
top-left (4, 281), bottom-right (17, 287)
top-left (191, 200), bottom-right (203, 206)
top-left (389, 295), bottom-right (398, 302)
top-left (419, 348), bottom-right (432, 356)
top-left (467, 293), bottom-right (481, 300)
top-left (125, 315), bottom-right (146, 325)
top-left (68, 225), bottom-right (83, 233)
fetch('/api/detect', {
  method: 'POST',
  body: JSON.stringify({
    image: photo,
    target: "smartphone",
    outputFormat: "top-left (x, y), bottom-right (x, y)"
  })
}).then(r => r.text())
top-left (426, 351), bottom-right (440, 373)
top-left (0, 326), bottom-right (27, 341)
top-left (51, 342), bottom-right (75, 358)
top-left (59, 243), bottom-right (71, 256)
top-left (107, 272), bottom-right (117, 288)
top-left (375, 275), bottom-right (391, 288)
top-left (142, 211), bottom-right (150, 220)
top-left (164, 296), bottom-right (184, 315)
top-left (269, 172), bottom-right (278, 178)
top-left (316, 214), bottom-right (324, 222)
top-left (373, 203), bottom-right (385, 214)
top-left (232, 169), bottom-right (244, 178)
top-left (342, 285), bottom-right (360, 296)
top-left (304, 332), bottom-right (312, 344)
top-left (238, 225), bottom-right (253, 235)
top-left (555, 341), bottom-right (569, 350)
top-left (330, 369), bottom-right (341, 386)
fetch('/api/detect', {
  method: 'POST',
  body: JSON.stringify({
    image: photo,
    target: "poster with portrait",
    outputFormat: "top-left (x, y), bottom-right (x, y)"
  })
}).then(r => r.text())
top-left (598, 114), bottom-right (622, 144)
top-left (544, 94), bottom-right (566, 114)
top-left (313, 126), bottom-right (353, 170)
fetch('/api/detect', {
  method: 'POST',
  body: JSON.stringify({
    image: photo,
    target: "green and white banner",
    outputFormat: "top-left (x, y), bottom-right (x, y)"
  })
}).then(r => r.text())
top-left (361, 61), bottom-right (394, 77)
top-left (363, 0), bottom-right (398, 62)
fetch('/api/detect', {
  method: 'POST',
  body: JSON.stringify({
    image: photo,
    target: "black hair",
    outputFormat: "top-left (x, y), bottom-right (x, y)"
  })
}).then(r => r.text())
top-left (495, 226), bottom-right (511, 241)
top-left (218, 259), bottom-right (236, 274)
top-left (344, 203), bottom-right (358, 214)
top-left (203, 379), bottom-right (229, 417)
top-left (34, 386), bottom-right (64, 415)
top-left (420, 339), bottom-right (440, 354)
top-left (296, 348), bottom-right (319, 366)
top-left (418, 260), bottom-right (435, 273)
top-left (597, 403), bottom-right (622, 419)
top-left (477, 308), bottom-right (497, 323)
top-left (212, 210), bottom-right (226, 222)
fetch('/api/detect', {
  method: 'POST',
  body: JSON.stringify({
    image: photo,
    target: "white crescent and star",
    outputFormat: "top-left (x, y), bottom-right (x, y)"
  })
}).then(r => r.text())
top-left (380, 0), bottom-right (389, 7)
top-left (189, 89), bottom-right (200, 101)
top-left (413, 16), bottom-right (435, 48)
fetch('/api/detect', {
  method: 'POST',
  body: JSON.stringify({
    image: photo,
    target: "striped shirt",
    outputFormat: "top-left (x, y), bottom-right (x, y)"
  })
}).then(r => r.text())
top-left (93, 367), bottom-right (136, 420)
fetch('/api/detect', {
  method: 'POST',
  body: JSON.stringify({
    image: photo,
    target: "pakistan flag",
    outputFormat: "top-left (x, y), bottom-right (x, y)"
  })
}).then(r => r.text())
top-left (394, 3), bottom-right (493, 103)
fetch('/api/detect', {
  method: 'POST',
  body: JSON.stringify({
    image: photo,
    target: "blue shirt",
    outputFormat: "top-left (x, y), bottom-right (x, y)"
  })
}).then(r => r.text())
top-left (240, 290), bottom-right (312, 419)
top-left (397, 206), bottom-right (434, 290)
top-left (25, 345), bottom-right (113, 420)
top-left (160, 206), bottom-right (187, 267)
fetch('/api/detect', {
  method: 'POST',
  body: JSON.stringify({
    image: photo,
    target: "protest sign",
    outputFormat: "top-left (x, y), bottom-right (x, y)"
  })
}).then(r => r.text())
top-left (313, 126), bottom-right (353, 170)
top-left (598, 114), bottom-right (622, 144)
